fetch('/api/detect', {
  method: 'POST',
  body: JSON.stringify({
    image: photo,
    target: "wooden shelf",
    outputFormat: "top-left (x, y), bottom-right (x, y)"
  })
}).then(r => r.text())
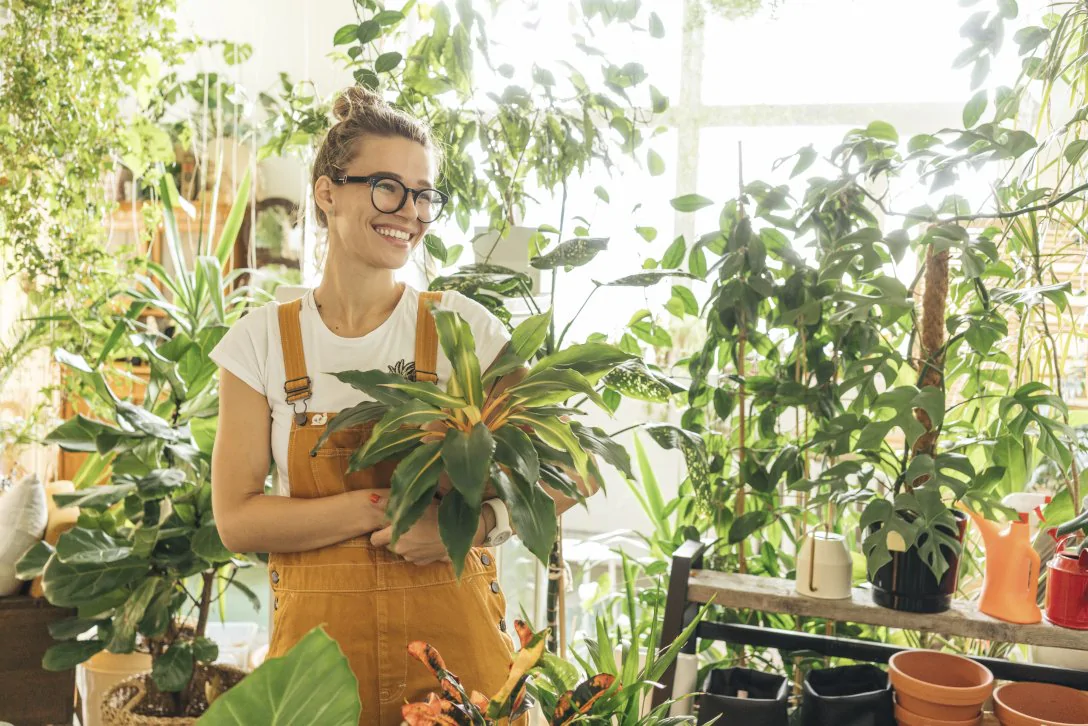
top-left (688, 570), bottom-right (1088, 652)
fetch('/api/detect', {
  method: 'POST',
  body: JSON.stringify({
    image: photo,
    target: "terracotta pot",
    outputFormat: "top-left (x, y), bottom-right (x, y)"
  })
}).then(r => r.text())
top-left (993, 682), bottom-right (1088, 725)
top-left (893, 702), bottom-right (982, 726)
top-left (888, 650), bottom-right (992, 721)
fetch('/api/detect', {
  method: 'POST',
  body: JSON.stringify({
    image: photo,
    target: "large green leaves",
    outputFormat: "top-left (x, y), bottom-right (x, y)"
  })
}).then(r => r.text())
top-left (42, 639), bottom-right (106, 671)
top-left (441, 423), bottom-right (496, 509)
top-left (491, 466), bottom-right (557, 565)
top-left (860, 490), bottom-right (963, 580)
top-left (53, 482), bottom-right (136, 510)
top-left (106, 577), bottom-right (162, 653)
top-left (856, 386), bottom-right (944, 452)
top-left (438, 490), bottom-right (481, 578)
top-left (432, 308), bottom-right (484, 407)
top-left (493, 425), bottom-right (540, 487)
top-left (199, 626), bottom-right (361, 725)
top-left (999, 382), bottom-right (1072, 468)
top-left (349, 400), bottom-right (444, 470)
top-left (530, 237), bottom-right (608, 270)
top-left (507, 367), bottom-right (607, 409)
top-left (530, 343), bottom-right (636, 385)
top-left (644, 424), bottom-right (709, 491)
top-left (388, 442), bottom-right (444, 542)
top-left (508, 411), bottom-right (589, 484)
top-left (55, 528), bottom-right (132, 565)
top-left (152, 641), bottom-right (194, 692)
top-left (42, 555), bottom-right (147, 607)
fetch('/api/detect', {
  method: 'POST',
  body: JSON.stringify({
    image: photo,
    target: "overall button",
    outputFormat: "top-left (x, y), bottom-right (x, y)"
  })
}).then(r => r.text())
top-left (270, 570), bottom-right (280, 584)
top-left (499, 618), bottom-right (507, 632)
top-left (490, 581), bottom-right (500, 594)
top-left (480, 553), bottom-right (492, 567)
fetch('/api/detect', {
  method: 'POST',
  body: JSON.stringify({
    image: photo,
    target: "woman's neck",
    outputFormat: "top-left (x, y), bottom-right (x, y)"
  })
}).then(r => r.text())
top-left (312, 253), bottom-right (405, 337)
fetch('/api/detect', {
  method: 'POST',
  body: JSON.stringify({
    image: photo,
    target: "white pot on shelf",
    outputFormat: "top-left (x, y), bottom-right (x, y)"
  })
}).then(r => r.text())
top-left (795, 530), bottom-right (853, 600)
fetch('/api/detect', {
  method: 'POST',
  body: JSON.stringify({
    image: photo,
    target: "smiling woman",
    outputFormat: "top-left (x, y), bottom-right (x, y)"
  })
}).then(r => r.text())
top-left (209, 86), bottom-right (535, 725)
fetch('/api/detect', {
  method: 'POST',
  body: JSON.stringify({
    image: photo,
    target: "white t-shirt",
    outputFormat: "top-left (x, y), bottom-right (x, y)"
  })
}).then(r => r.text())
top-left (209, 285), bottom-right (510, 496)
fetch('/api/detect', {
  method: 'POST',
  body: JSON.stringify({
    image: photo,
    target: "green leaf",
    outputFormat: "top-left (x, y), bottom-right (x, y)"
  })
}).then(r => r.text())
top-left (600, 270), bottom-right (695, 287)
top-left (963, 90), bottom-right (987, 127)
top-left (106, 577), bottom-right (162, 653)
top-left (438, 489), bottom-right (480, 578)
top-left (1065, 139), bottom-right (1088, 165)
top-left (330, 370), bottom-right (414, 405)
top-left (530, 343), bottom-right (636, 384)
top-left (192, 521), bottom-right (234, 563)
top-left (672, 285), bottom-right (698, 316)
top-left (728, 510), bottom-right (771, 543)
top-left (509, 310), bottom-right (552, 362)
top-left (16, 540), bottom-right (54, 580)
top-left (42, 640), bottom-right (105, 671)
top-left (508, 412), bottom-right (589, 484)
top-left (356, 19), bottom-right (381, 44)
top-left (379, 379), bottom-right (469, 409)
top-left (42, 556), bottom-right (147, 608)
top-left (375, 51), bottom-right (403, 73)
top-left (153, 642), bottom-right (194, 692)
top-left (200, 626), bottom-right (360, 725)
top-left (493, 425), bottom-right (540, 486)
top-left (46, 415), bottom-right (128, 453)
top-left (432, 308), bottom-right (484, 407)
top-left (602, 360), bottom-right (682, 404)
top-left (350, 427), bottom-right (426, 472)
top-left (56, 528), bottom-right (132, 565)
top-left (649, 12), bottom-right (664, 37)
top-left (193, 636), bottom-right (219, 664)
top-left (491, 466), bottom-right (557, 565)
top-left (442, 424), bottom-right (496, 509)
top-left (644, 424), bottom-right (709, 491)
top-left (530, 237), bottom-right (609, 270)
top-left (856, 386), bottom-right (944, 452)
top-left (636, 226), bottom-right (657, 243)
top-left (53, 482), bottom-right (136, 511)
top-left (647, 149), bottom-right (665, 176)
top-left (388, 442), bottom-right (444, 542)
top-left (375, 10), bottom-right (404, 25)
top-left (689, 246), bottom-right (707, 278)
top-left (333, 24), bottom-right (358, 46)
top-left (48, 617), bottom-right (103, 641)
top-left (510, 367), bottom-right (608, 410)
top-left (670, 194), bottom-right (714, 213)
top-left (594, 186), bottom-right (610, 203)
top-left (311, 400), bottom-right (389, 451)
top-left (662, 236), bottom-right (685, 268)
top-left (116, 401), bottom-right (180, 441)
top-left (571, 421), bottom-right (634, 481)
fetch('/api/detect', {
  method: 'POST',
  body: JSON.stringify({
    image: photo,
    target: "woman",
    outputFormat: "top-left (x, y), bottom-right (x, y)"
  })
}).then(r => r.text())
top-left (210, 86), bottom-right (595, 724)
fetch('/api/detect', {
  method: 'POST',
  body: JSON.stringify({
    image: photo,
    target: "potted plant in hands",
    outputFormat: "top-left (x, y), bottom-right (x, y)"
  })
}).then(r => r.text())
top-left (15, 173), bottom-right (263, 724)
top-left (318, 306), bottom-right (637, 573)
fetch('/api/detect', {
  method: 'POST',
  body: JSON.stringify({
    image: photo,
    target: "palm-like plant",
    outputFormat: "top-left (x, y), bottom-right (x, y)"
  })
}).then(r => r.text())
top-left (317, 308), bottom-right (637, 574)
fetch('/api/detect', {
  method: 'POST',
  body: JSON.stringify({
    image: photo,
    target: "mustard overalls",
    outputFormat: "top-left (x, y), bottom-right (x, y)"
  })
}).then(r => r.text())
top-left (266, 294), bottom-right (518, 725)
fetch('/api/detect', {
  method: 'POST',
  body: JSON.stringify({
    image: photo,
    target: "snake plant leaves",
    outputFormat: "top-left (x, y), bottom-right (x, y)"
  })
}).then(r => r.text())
top-left (42, 555), bottom-right (147, 607)
top-left (55, 528), bottom-right (133, 565)
top-left (432, 308), bottom-right (484, 407)
top-left (331, 369), bottom-right (415, 406)
top-left (200, 626), bottom-right (361, 726)
top-left (442, 423), bottom-right (495, 509)
top-left (530, 237), bottom-right (608, 270)
top-left (437, 490), bottom-right (480, 579)
top-left (491, 466), bottom-right (557, 566)
top-left (310, 400), bottom-right (389, 451)
top-left (493, 425), bottom-right (540, 487)
top-left (388, 442), bottom-right (444, 543)
top-left (530, 343), bottom-right (637, 384)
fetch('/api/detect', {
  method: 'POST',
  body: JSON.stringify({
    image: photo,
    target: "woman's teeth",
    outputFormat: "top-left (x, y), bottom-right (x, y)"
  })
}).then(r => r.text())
top-left (375, 226), bottom-right (412, 242)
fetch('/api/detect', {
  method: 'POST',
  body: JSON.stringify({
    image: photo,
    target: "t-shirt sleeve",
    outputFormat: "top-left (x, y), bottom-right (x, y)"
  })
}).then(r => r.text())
top-left (441, 291), bottom-right (512, 371)
top-left (209, 303), bottom-right (273, 396)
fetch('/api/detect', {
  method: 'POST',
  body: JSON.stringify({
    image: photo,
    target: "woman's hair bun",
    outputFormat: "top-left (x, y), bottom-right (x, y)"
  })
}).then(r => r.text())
top-left (332, 86), bottom-right (386, 122)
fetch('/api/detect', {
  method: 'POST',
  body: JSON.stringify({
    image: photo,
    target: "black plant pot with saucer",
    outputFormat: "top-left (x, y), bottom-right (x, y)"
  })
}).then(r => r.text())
top-left (800, 664), bottom-right (894, 726)
top-left (868, 510), bottom-right (967, 614)
top-left (697, 667), bottom-right (789, 726)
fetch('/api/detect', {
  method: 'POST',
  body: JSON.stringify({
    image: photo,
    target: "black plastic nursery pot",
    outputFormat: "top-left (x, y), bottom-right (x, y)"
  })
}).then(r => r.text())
top-left (801, 664), bottom-right (894, 726)
top-left (696, 667), bottom-right (789, 726)
top-left (868, 510), bottom-right (967, 614)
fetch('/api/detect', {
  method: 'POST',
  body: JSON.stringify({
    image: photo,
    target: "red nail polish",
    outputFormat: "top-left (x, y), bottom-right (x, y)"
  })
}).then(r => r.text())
top-left (370, 493), bottom-right (381, 504)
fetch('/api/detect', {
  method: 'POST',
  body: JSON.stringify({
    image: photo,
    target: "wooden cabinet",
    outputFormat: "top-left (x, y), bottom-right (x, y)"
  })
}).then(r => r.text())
top-left (0, 596), bottom-right (77, 726)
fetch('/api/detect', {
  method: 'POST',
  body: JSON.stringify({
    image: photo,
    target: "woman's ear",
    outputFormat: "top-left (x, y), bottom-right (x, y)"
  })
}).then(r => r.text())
top-left (314, 175), bottom-right (334, 221)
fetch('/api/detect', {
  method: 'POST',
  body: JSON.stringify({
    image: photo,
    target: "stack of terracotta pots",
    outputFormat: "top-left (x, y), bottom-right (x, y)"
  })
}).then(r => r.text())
top-left (888, 649), bottom-right (1088, 725)
top-left (889, 650), bottom-right (992, 725)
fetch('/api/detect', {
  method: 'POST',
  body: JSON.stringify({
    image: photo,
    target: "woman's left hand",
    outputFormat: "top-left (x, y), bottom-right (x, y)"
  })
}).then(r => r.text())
top-left (369, 498), bottom-right (450, 565)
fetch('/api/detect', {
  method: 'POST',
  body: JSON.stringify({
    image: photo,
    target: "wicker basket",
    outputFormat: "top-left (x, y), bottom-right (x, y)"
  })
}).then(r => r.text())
top-left (100, 664), bottom-right (247, 725)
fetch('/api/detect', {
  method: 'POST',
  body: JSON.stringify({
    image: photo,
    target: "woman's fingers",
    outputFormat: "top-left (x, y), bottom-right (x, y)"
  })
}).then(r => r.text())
top-left (370, 526), bottom-right (393, 548)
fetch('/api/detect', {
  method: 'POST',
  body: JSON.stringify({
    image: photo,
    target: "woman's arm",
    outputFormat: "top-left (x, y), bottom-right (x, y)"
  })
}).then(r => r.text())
top-left (211, 369), bottom-right (387, 553)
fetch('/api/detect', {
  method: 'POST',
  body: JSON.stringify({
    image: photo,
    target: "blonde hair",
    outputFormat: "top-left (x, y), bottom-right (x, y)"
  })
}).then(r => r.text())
top-left (311, 86), bottom-right (441, 228)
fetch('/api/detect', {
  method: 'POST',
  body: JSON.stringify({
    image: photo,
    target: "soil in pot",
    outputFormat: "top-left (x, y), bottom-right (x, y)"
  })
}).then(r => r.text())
top-left (697, 667), bottom-right (789, 726)
top-left (993, 682), bottom-right (1088, 725)
top-left (801, 664), bottom-right (894, 726)
top-left (870, 511), bottom-right (968, 614)
top-left (100, 663), bottom-right (247, 725)
top-left (888, 650), bottom-right (992, 721)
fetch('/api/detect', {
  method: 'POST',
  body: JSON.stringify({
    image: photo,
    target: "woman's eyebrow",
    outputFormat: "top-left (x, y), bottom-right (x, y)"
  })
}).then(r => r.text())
top-left (368, 170), bottom-right (434, 187)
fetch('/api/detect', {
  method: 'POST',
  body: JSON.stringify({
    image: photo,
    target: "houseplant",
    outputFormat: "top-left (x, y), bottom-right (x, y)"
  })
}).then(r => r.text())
top-left (321, 305), bottom-right (637, 575)
top-left (15, 172), bottom-right (263, 722)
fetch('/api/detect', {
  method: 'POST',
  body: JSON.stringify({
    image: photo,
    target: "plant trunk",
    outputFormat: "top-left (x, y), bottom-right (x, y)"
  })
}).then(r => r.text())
top-left (737, 323), bottom-right (748, 575)
top-left (179, 571), bottom-right (216, 710)
top-left (913, 244), bottom-right (949, 461)
top-left (545, 539), bottom-right (562, 653)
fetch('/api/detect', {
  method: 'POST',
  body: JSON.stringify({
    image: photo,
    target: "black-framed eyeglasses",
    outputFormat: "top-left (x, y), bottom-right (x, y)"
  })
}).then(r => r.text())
top-left (332, 174), bottom-right (449, 224)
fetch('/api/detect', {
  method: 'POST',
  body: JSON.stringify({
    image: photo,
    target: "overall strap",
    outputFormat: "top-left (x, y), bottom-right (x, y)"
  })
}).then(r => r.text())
top-left (414, 291), bottom-right (442, 383)
top-left (277, 298), bottom-right (312, 405)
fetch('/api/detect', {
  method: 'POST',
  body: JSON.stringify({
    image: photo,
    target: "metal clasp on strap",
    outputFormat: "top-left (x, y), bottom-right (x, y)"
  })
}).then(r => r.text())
top-left (284, 376), bottom-right (312, 403)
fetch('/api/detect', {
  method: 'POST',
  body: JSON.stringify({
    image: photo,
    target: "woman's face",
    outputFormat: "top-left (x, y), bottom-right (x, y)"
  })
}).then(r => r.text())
top-left (317, 135), bottom-right (435, 271)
